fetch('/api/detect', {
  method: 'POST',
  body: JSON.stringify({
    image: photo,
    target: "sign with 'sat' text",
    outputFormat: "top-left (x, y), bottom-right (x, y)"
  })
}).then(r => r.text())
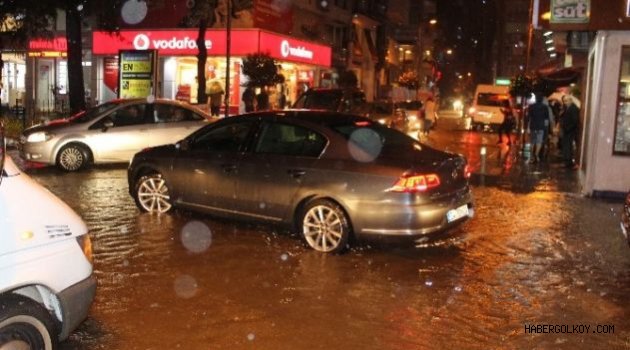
top-left (551, 0), bottom-right (590, 24)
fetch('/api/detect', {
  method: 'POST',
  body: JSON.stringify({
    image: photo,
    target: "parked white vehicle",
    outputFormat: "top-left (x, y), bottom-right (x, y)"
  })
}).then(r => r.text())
top-left (469, 84), bottom-right (510, 130)
top-left (0, 125), bottom-right (96, 349)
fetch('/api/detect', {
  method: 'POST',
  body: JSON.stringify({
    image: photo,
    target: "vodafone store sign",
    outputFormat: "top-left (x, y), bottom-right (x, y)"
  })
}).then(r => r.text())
top-left (93, 29), bottom-right (331, 67)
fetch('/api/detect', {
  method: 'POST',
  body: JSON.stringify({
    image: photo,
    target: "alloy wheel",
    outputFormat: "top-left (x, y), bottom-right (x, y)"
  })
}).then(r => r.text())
top-left (302, 204), bottom-right (346, 253)
top-left (136, 175), bottom-right (172, 213)
top-left (58, 146), bottom-right (85, 171)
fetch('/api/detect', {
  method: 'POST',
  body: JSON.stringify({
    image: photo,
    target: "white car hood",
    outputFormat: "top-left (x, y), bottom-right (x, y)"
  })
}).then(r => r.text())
top-left (0, 156), bottom-right (88, 255)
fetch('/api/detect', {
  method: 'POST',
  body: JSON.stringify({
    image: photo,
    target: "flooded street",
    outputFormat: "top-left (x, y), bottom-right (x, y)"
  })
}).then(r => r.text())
top-left (20, 124), bottom-right (630, 349)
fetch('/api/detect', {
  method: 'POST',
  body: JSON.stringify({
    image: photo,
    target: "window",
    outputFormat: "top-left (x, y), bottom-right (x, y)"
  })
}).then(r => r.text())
top-left (112, 104), bottom-right (148, 127)
top-left (191, 121), bottom-right (254, 153)
top-left (154, 104), bottom-right (203, 123)
top-left (614, 46), bottom-right (630, 155)
top-left (255, 122), bottom-right (326, 158)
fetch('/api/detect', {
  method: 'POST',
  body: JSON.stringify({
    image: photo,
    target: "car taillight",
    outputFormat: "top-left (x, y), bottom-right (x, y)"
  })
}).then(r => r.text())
top-left (77, 234), bottom-right (93, 265)
top-left (464, 164), bottom-right (472, 179)
top-left (388, 174), bottom-right (441, 193)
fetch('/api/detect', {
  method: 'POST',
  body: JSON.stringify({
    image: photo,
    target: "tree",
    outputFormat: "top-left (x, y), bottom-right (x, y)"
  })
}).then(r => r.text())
top-left (398, 71), bottom-right (420, 91)
top-left (241, 53), bottom-right (284, 88)
top-left (62, 0), bottom-right (120, 113)
top-left (0, 0), bottom-right (57, 107)
top-left (182, 0), bottom-right (218, 105)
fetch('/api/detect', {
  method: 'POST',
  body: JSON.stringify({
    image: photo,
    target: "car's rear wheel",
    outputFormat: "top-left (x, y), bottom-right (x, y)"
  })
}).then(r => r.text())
top-left (57, 144), bottom-right (90, 172)
top-left (300, 199), bottom-right (350, 254)
top-left (134, 173), bottom-right (173, 213)
top-left (0, 295), bottom-right (57, 350)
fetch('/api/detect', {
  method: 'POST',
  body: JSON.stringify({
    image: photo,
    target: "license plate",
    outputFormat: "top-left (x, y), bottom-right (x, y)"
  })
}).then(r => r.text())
top-left (447, 204), bottom-right (469, 223)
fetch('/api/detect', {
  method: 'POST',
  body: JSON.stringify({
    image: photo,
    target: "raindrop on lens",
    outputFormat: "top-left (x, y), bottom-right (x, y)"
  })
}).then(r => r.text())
top-left (247, 333), bottom-right (255, 341)
top-left (454, 286), bottom-right (462, 292)
top-left (347, 128), bottom-right (383, 162)
top-left (280, 253), bottom-right (289, 261)
top-left (77, 4), bottom-right (83, 11)
top-left (146, 95), bottom-right (155, 103)
top-left (425, 280), bottom-right (433, 287)
top-left (180, 221), bottom-right (213, 253)
top-left (174, 275), bottom-right (198, 299)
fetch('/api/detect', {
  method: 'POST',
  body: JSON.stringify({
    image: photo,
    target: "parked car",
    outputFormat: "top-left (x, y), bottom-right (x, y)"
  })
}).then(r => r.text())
top-left (128, 110), bottom-right (474, 254)
top-left (20, 99), bottom-right (213, 171)
top-left (0, 124), bottom-right (96, 349)
top-left (368, 100), bottom-right (409, 132)
top-left (395, 100), bottom-right (429, 131)
top-left (622, 190), bottom-right (630, 247)
top-left (292, 88), bottom-right (370, 116)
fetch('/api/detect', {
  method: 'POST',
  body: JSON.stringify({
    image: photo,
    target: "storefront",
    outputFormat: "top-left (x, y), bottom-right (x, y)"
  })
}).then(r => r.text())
top-left (581, 31), bottom-right (630, 196)
top-left (26, 36), bottom-right (93, 114)
top-left (1, 53), bottom-right (26, 110)
top-left (91, 29), bottom-right (332, 113)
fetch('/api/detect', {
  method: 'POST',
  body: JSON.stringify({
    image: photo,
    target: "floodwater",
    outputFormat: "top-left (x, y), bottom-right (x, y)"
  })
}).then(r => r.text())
top-left (19, 123), bottom-right (630, 349)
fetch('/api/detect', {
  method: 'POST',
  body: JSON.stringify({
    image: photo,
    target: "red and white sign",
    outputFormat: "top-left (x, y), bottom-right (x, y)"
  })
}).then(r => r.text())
top-left (93, 29), bottom-right (331, 67)
top-left (29, 37), bottom-right (67, 52)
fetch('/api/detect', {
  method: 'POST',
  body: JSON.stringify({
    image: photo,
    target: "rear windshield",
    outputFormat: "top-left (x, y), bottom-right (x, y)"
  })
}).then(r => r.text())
top-left (330, 121), bottom-right (419, 157)
top-left (396, 101), bottom-right (423, 110)
top-left (293, 91), bottom-right (342, 111)
top-left (476, 93), bottom-right (508, 107)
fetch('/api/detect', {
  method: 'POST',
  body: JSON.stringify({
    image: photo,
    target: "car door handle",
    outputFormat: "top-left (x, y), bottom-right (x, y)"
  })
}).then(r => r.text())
top-left (222, 164), bottom-right (237, 173)
top-left (287, 169), bottom-right (306, 178)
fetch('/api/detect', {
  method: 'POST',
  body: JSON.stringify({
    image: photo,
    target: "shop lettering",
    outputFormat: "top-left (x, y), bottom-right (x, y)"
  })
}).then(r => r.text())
top-left (551, 0), bottom-right (589, 22)
top-left (280, 40), bottom-right (314, 60)
top-left (133, 34), bottom-right (213, 51)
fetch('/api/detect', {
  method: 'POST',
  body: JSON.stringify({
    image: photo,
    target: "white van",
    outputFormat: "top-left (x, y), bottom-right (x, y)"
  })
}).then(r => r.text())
top-left (469, 84), bottom-right (510, 130)
top-left (0, 124), bottom-right (95, 349)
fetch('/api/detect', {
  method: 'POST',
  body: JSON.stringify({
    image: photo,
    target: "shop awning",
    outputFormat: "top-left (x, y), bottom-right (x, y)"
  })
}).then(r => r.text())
top-left (538, 67), bottom-right (581, 86)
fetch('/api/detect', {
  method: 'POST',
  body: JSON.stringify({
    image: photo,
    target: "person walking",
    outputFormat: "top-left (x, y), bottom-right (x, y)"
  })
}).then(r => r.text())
top-left (207, 81), bottom-right (224, 117)
top-left (497, 100), bottom-right (515, 145)
top-left (527, 93), bottom-right (550, 163)
top-left (256, 87), bottom-right (270, 111)
top-left (560, 95), bottom-right (580, 169)
top-left (540, 96), bottom-right (556, 160)
top-left (242, 86), bottom-right (255, 112)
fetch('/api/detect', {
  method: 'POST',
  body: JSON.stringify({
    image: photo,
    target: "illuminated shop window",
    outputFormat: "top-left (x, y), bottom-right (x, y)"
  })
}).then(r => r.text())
top-left (614, 46), bottom-right (630, 155)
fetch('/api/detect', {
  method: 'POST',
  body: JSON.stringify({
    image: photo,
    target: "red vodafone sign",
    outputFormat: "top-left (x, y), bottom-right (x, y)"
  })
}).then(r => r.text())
top-left (93, 29), bottom-right (331, 67)
top-left (259, 31), bottom-right (331, 67)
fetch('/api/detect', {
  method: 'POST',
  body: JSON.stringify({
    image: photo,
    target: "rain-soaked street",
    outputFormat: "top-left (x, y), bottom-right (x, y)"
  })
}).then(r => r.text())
top-left (15, 119), bottom-right (630, 349)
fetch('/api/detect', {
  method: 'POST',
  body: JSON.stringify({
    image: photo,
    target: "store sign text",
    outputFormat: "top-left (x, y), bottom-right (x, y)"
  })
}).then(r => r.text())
top-left (280, 40), bottom-right (313, 60)
top-left (132, 33), bottom-right (212, 51)
top-left (28, 37), bottom-right (67, 52)
top-left (551, 0), bottom-right (590, 24)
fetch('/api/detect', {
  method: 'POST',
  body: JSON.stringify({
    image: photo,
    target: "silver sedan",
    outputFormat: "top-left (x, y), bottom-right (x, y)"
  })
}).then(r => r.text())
top-left (20, 99), bottom-right (212, 171)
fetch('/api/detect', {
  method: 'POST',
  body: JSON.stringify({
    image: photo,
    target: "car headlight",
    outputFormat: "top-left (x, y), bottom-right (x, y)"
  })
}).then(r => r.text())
top-left (26, 132), bottom-right (53, 143)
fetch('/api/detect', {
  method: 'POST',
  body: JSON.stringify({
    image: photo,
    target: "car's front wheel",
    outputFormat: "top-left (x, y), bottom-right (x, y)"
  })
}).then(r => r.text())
top-left (57, 143), bottom-right (90, 172)
top-left (0, 295), bottom-right (57, 350)
top-left (134, 173), bottom-right (173, 213)
top-left (300, 199), bottom-right (351, 254)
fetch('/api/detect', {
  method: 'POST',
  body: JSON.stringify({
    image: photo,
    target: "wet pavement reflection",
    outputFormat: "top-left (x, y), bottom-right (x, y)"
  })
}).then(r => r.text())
top-left (18, 121), bottom-right (629, 349)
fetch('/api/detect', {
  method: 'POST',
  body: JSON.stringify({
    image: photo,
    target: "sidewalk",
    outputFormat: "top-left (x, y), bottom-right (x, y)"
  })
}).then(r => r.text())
top-left (419, 127), bottom-right (582, 195)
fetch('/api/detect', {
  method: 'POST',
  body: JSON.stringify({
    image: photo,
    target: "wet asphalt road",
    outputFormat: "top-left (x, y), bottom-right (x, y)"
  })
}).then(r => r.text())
top-left (15, 117), bottom-right (630, 349)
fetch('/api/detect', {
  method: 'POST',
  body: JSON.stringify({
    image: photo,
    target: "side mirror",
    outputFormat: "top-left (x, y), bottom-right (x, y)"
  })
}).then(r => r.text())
top-left (102, 120), bottom-right (114, 130)
top-left (176, 139), bottom-right (190, 151)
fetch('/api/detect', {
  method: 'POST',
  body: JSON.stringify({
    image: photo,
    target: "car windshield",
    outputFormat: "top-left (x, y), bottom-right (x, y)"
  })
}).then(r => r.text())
top-left (293, 91), bottom-right (342, 110)
top-left (330, 121), bottom-right (420, 156)
top-left (476, 93), bottom-right (508, 107)
top-left (68, 101), bottom-right (120, 123)
top-left (396, 101), bottom-right (423, 110)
